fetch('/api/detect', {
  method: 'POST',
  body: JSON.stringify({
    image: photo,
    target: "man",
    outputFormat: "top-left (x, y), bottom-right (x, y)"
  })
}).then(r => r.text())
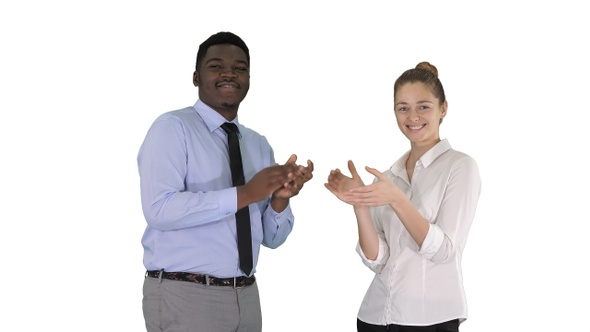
top-left (138, 31), bottom-right (314, 332)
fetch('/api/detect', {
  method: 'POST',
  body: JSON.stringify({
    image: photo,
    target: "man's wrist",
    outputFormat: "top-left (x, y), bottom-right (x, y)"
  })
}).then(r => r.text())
top-left (270, 195), bottom-right (289, 212)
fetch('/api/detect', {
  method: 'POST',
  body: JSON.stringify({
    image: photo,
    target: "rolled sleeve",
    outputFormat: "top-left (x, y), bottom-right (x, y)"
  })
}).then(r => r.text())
top-left (356, 234), bottom-right (389, 274)
top-left (422, 156), bottom-right (481, 264)
top-left (418, 224), bottom-right (445, 259)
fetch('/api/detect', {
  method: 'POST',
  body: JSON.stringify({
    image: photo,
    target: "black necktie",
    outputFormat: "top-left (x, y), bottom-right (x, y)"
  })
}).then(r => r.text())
top-left (221, 122), bottom-right (253, 276)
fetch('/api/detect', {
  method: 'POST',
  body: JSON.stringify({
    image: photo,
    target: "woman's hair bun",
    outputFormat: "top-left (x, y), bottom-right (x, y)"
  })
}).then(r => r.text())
top-left (415, 61), bottom-right (438, 77)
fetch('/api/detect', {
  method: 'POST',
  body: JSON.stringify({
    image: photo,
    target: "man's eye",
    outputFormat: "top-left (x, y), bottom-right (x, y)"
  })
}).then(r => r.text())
top-left (235, 67), bottom-right (247, 72)
top-left (209, 64), bottom-right (222, 69)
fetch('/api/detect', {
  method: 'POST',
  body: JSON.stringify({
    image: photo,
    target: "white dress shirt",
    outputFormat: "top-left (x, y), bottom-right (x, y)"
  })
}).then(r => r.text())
top-left (356, 139), bottom-right (481, 326)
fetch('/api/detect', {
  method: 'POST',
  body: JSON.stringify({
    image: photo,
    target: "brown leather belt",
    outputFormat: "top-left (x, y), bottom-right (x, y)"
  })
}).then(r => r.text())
top-left (146, 270), bottom-right (255, 288)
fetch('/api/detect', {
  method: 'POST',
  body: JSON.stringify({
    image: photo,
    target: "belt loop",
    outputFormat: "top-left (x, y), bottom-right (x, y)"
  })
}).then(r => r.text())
top-left (233, 277), bottom-right (237, 288)
top-left (205, 275), bottom-right (210, 286)
top-left (158, 269), bottom-right (164, 284)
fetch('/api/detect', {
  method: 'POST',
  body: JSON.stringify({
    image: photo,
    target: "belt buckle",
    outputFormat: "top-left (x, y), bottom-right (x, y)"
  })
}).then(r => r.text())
top-left (233, 277), bottom-right (244, 289)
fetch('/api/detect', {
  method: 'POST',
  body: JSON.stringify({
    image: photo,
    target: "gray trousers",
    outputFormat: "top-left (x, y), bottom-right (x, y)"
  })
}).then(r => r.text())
top-left (143, 276), bottom-right (262, 332)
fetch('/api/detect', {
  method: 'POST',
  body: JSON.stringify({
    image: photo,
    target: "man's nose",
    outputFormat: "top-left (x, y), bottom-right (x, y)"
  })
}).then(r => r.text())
top-left (220, 68), bottom-right (238, 77)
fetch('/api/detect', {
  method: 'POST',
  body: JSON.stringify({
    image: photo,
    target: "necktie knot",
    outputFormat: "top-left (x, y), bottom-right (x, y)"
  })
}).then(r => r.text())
top-left (221, 122), bottom-right (239, 135)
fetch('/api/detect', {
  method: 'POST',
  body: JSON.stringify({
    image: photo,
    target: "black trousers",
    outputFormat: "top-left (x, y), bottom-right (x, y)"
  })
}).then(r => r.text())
top-left (357, 319), bottom-right (459, 332)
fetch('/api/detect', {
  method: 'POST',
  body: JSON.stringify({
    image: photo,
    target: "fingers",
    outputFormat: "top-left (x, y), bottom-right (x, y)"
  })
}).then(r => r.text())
top-left (299, 159), bottom-right (314, 180)
top-left (348, 160), bottom-right (360, 179)
top-left (276, 157), bottom-right (315, 198)
top-left (347, 184), bottom-right (373, 193)
top-left (280, 158), bottom-right (314, 188)
top-left (364, 166), bottom-right (385, 179)
top-left (285, 154), bottom-right (297, 165)
top-left (323, 182), bottom-right (337, 195)
top-left (249, 156), bottom-right (313, 201)
top-left (326, 168), bottom-right (343, 183)
top-left (324, 180), bottom-right (356, 206)
top-left (325, 168), bottom-right (351, 192)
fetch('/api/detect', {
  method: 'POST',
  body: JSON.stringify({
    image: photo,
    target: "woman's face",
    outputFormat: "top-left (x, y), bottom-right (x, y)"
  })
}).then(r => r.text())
top-left (394, 82), bottom-right (447, 146)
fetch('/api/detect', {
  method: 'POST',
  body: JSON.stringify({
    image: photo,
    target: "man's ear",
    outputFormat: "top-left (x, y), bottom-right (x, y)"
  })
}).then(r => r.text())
top-left (193, 71), bottom-right (199, 87)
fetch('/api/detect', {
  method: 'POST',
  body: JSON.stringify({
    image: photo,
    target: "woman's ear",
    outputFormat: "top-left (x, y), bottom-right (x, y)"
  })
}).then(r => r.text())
top-left (439, 100), bottom-right (448, 124)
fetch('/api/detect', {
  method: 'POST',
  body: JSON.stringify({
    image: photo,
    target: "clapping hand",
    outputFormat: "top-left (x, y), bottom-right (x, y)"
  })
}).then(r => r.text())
top-left (273, 154), bottom-right (314, 199)
top-left (326, 161), bottom-right (403, 207)
top-left (324, 160), bottom-right (365, 205)
top-left (342, 166), bottom-right (403, 207)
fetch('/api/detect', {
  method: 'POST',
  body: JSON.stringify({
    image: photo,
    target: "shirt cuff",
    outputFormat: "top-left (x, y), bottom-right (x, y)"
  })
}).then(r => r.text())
top-left (267, 203), bottom-right (293, 226)
top-left (418, 223), bottom-right (444, 259)
top-left (262, 201), bottom-right (294, 247)
top-left (356, 240), bottom-right (385, 264)
top-left (218, 187), bottom-right (238, 217)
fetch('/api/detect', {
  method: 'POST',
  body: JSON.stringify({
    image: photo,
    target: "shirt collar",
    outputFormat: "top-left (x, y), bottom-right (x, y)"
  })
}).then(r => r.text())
top-left (421, 139), bottom-right (452, 167)
top-left (390, 139), bottom-right (452, 175)
top-left (193, 99), bottom-right (241, 133)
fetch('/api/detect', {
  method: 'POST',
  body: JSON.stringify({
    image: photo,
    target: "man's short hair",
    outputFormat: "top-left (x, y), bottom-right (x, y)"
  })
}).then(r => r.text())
top-left (195, 31), bottom-right (250, 71)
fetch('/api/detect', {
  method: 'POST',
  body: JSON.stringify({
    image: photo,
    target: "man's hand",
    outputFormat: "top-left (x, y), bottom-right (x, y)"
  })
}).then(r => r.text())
top-left (269, 154), bottom-right (314, 212)
top-left (273, 154), bottom-right (314, 199)
top-left (237, 159), bottom-right (298, 210)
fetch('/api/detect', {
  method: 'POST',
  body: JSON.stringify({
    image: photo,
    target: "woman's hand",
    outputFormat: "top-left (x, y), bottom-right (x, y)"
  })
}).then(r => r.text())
top-left (343, 166), bottom-right (404, 207)
top-left (324, 160), bottom-right (365, 205)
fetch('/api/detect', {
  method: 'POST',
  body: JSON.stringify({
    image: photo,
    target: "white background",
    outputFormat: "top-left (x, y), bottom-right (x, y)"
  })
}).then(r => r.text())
top-left (1, 1), bottom-right (589, 331)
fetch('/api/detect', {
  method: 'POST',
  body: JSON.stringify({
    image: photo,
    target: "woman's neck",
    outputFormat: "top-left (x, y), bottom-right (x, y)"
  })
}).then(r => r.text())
top-left (406, 138), bottom-right (441, 172)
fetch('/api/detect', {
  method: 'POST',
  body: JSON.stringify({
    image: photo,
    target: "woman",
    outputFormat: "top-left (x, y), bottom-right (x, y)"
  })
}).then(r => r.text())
top-left (325, 62), bottom-right (481, 331)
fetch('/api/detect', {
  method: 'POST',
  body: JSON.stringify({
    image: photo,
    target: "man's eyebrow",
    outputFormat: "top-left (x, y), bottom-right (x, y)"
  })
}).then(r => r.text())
top-left (205, 57), bottom-right (222, 64)
top-left (205, 58), bottom-right (249, 66)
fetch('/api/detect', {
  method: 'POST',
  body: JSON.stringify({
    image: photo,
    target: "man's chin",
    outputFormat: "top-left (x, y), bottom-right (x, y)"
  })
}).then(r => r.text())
top-left (221, 102), bottom-right (237, 108)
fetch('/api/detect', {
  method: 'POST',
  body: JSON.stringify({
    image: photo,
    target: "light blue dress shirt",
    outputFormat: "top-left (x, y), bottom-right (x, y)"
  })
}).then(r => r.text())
top-left (138, 100), bottom-right (294, 277)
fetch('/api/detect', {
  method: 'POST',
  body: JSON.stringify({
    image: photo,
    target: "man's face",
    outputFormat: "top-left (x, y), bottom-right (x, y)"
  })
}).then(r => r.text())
top-left (193, 44), bottom-right (250, 116)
